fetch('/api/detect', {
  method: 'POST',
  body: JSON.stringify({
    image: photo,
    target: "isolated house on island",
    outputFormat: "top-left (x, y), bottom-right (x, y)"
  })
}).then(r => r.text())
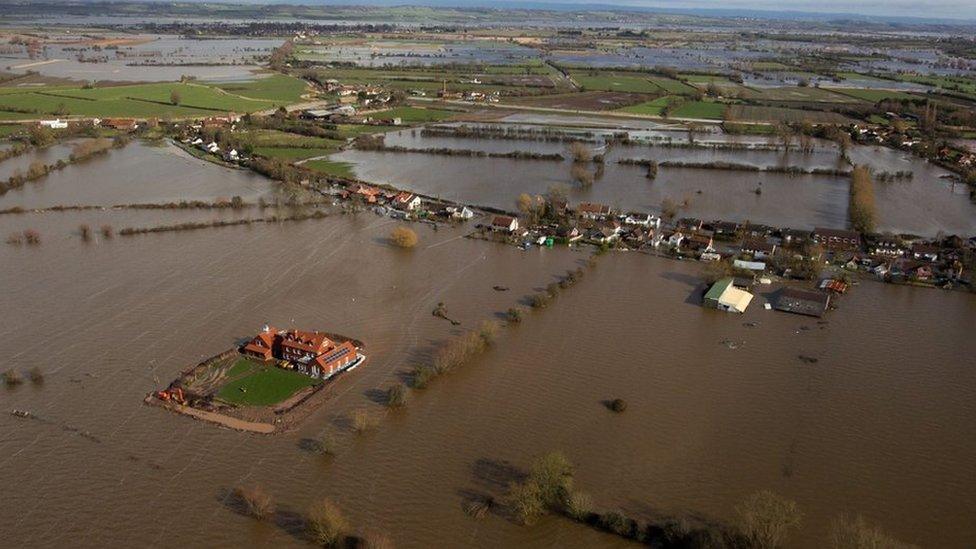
top-left (489, 215), bottom-right (519, 233)
top-left (703, 278), bottom-right (754, 314)
top-left (243, 326), bottom-right (360, 379)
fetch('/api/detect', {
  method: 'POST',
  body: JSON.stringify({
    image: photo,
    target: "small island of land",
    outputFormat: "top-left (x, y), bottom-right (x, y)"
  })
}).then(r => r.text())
top-left (146, 326), bottom-right (366, 434)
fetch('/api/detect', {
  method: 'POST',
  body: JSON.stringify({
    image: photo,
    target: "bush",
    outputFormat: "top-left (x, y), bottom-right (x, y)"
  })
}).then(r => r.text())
top-left (353, 409), bottom-right (377, 433)
top-left (608, 398), bottom-right (627, 413)
top-left (306, 498), bottom-right (349, 547)
top-left (829, 515), bottom-right (917, 549)
top-left (3, 369), bottom-right (24, 386)
top-left (411, 364), bottom-right (436, 389)
top-left (506, 307), bottom-right (523, 323)
top-left (529, 292), bottom-right (551, 309)
top-left (23, 229), bottom-right (40, 245)
top-left (79, 224), bottom-right (91, 241)
top-left (508, 479), bottom-right (545, 525)
top-left (29, 367), bottom-right (44, 384)
top-left (233, 485), bottom-right (275, 520)
top-left (565, 491), bottom-right (592, 521)
top-left (599, 511), bottom-right (629, 536)
top-left (6, 232), bottom-right (23, 245)
top-left (386, 384), bottom-right (407, 408)
top-left (101, 225), bottom-right (114, 238)
top-left (390, 226), bottom-right (418, 248)
top-left (734, 490), bottom-right (802, 549)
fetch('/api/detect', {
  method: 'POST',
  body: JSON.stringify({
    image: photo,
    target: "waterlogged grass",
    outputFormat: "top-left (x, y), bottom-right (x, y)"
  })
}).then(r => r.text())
top-left (571, 72), bottom-right (659, 94)
top-left (335, 124), bottom-right (399, 137)
top-left (647, 76), bottom-right (697, 94)
top-left (0, 76), bottom-right (304, 119)
top-left (824, 87), bottom-right (919, 102)
top-left (247, 129), bottom-right (342, 148)
top-left (217, 366), bottom-right (319, 406)
top-left (370, 106), bottom-right (455, 123)
top-left (305, 158), bottom-right (356, 178)
top-left (253, 146), bottom-right (335, 160)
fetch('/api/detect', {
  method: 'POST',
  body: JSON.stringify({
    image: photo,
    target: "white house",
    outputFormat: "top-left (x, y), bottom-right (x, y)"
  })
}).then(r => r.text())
top-left (446, 205), bottom-right (474, 220)
top-left (393, 192), bottom-right (422, 211)
top-left (667, 230), bottom-right (685, 248)
top-left (39, 119), bottom-right (68, 129)
top-left (489, 215), bottom-right (519, 233)
top-left (623, 212), bottom-right (661, 229)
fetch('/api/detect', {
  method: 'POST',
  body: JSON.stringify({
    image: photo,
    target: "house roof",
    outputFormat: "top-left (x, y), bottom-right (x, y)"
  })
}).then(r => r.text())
top-left (577, 202), bottom-right (610, 214)
top-left (775, 288), bottom-right (830, 317)
top-left (491, 215), bottom-right (516, 227)
top-left (280, 330), bottom-right (333, 354)
top-left (813, 227), bottom-right (860, 240)
top-left (704, 278), bottom-right (734, 301)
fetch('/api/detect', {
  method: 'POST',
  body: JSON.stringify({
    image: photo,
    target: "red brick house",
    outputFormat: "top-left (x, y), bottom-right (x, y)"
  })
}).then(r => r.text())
top-left (242, 326), bottom-right (361, 379)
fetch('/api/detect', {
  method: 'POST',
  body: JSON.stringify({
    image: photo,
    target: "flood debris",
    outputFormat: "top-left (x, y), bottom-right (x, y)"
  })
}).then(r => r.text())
top-left (798, 355), bottom-right (820, 364)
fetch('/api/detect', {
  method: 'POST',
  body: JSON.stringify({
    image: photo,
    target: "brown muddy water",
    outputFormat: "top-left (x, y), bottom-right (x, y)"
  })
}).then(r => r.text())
top-left (0, 141), bottom-right (278, 209)
top-left (1, 205), bottom-right (975, 548)
top-left (334, 128), bottom-right (976, 236)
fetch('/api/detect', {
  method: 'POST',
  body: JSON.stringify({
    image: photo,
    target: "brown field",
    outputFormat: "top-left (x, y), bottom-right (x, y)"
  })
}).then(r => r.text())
top-left (507, 91), bottom-right (647, 110)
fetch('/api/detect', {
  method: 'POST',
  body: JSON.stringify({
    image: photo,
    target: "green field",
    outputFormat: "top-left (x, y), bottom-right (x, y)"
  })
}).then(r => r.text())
top-left (824, 87), bottom-right (918, 102)
top-left (370, 106), bottom-right (455, 123)
top-left (647, 77), bottom-right (698, 95)
top-left (726, 104), bottom-right (853, 124)
top-left (0, 74), bottom-right (307, 119)
top-left (671, 101), bottom-right (727, 120)
top-left (217, 364), bottom-right (319, 406)
top-left (747, 86), bottom-right (861, 104)
top-left (246, 129), bottom-right (342, 149)
top-left (617, 96), bottom-right (675, 115)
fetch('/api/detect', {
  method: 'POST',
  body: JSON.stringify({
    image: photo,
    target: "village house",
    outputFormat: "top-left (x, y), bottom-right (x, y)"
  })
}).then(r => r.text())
top-left (774, 288), bottom-right (831, 317)
top-left (38, 119), bottom-right (68, 129)
top-left (101, 118), bottom-right (138, 131)
top-left (682, 231), bottom-right (715, 255)
top-left (677, 217), bottom-right (704, 232)
top-left (911, 243), bottom-right (940, 262)
top-left (741, 237), bottom-right (777, 259)
top-left (393, 191), bottom-right (422, 211)
top-left (489, 215), bottom-right (519, 233)
top-left (812, 228), bottom-right (861, 252)
top-left (622, 212), bottom-right (661, 229)
top-left (871, 236), bottom-right (906, 257)
top-left (576, 202), bottom-right (612, 220)
top-left (666, 229), bottom-right (685, 248)
top-left (711, 221), bottom-right (740, 239)
top-left (445, 205), bottom-right (475, 220)
top-left (780, 228), bottom-right (811, 246)
top-left (350, 183), bottom-right (381, 203)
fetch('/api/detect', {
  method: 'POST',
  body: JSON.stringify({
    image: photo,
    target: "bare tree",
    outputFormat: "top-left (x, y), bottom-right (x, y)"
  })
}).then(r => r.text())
top-left (734, 490), bottom-right (802, 549)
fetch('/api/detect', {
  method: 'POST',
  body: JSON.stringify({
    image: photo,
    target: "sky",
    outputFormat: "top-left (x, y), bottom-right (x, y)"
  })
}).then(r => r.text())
top-left (528, 0), bottom-right (976, 20)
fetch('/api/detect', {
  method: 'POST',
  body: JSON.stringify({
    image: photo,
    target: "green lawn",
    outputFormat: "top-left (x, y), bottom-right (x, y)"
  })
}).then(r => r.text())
top-left (305, 158), bottom-right (356, 178)
top-left (246, 129), bottom-right (342, 149)
top-left (217, 365), bottom-right (319, 406)
top-left (370, 106), bottom-right (455, 123)
top-left (671, 101), bottom-right (727, 120)
top-left (212, 74), bottom-right (309, 102)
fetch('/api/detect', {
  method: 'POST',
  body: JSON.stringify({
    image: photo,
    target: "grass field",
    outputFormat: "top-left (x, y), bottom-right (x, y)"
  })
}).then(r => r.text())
top-left (570, 72), bottom-right (661, 94)
top-left (217, 364), bottom-right (319, 406)
top-left (0, 74), bottom-right (307, 119)
top-left (824, 87), bottom-right (919, 102)
top-left (647, 77), bottom-right (698, 95)
top-left (370, 106), bottom-right (455, 123)
top-left (726, 104), bottom-right (853, 124)
top-left (246, 129), bottom-right (343, 149)
top-left (748, 86), bottom-right (862, 104)
top-left (670, 101), bottom-right (727, 120)
top-left (617, 96), bottom-right (675, 115)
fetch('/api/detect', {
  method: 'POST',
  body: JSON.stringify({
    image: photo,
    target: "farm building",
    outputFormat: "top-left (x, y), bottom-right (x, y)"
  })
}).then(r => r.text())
top-left (703, 278), bottom-right (754, 314)
top-left (774, 288), bottom-right (831, 317)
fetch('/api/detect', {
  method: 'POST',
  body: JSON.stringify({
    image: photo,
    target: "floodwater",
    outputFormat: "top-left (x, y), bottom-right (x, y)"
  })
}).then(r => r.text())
top-left (334, 128), bottom-right (976, 235)
top-left (1, 199), bottom-right (975, 548)
top-left (0, 35), bottom-right (277, 82)
top-left (0, 141), bottom-right (278, 209)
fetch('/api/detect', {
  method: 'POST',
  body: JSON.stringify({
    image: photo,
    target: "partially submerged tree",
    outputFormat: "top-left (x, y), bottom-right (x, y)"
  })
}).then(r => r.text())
top-left (233, 484), bottom-right (275, 520)
top-left (306, 498), bottom-right (349, 547)
top-left (734, 490), bottom-right (802, 549)
top-left (390, 226), bottom-right (419, 248)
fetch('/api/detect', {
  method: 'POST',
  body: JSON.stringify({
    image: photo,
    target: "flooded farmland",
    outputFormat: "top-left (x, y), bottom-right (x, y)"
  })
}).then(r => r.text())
top-left (1, 198), bottom-right (975, 547)
top-left (333, 125), bottom-right (976, 235)
top-left (0, 141), bottom-right (278, 209)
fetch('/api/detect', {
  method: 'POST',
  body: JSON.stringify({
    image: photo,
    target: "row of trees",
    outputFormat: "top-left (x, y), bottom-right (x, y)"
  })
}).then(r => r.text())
top-left (849, 165), bottom-right (877, 233)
